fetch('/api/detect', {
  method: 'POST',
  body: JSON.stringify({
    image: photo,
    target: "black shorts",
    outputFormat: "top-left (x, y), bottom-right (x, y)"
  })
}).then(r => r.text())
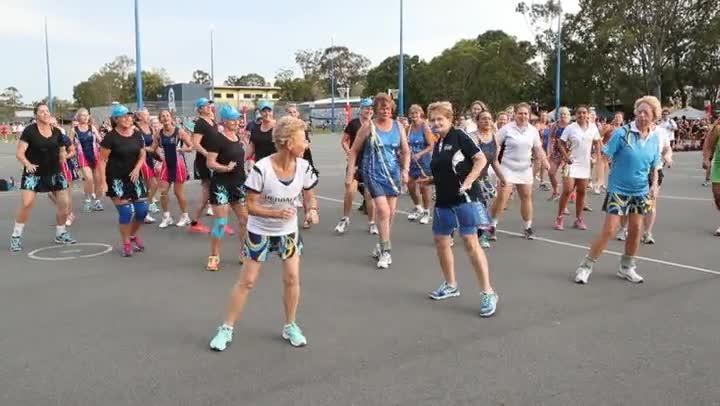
top-left (209, 178), bottom-right (246, 206)
top-left (20, 172), bottom-right (68, 193)
top-left (106, 176), bottom-right (147, 201)
top-left (648, 169), bottom-right (664, 187)
top-left (193, 157), bottom-right (211, 181)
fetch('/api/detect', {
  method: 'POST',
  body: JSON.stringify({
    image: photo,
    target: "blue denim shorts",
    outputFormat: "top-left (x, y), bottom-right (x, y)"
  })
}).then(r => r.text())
top-left (432, 201), bottom-right (489, 236)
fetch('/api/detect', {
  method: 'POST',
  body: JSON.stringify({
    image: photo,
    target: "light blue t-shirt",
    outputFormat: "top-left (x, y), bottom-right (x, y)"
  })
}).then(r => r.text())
top-left (604, 122), bottom-right (660, 196)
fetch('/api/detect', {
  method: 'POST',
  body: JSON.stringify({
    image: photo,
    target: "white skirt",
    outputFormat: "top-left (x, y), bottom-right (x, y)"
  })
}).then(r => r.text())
top-left (567, 163), bottom-right (591, 180)
top-left (500, 164), bottom-right (533, 185)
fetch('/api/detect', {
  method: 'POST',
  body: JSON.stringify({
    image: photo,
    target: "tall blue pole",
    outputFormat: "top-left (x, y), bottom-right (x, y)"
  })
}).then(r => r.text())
top-left (554, 0), bottom-right (562, 120)
top-left (398, 0), bottom-right (404, 117)
top-left (330, 37), bottom-right (336, 133)
top-left (210, 26), bottom-right (215, 101)
top-left (44, 17), bottom-right (53, 113)
top-left (134, 0), bottom-right (143, 109)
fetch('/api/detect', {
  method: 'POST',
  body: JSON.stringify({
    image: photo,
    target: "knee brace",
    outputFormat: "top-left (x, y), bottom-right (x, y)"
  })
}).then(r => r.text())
top-left (133, 200), bottom-right (149, 222)
top-left (212, 217), bottom-right (228, 239)
top-left (115, 203), bottom-right (133, 225)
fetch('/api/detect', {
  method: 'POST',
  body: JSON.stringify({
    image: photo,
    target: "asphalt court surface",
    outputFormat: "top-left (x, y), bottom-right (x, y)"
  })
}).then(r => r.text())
top-left (1, 136), bottom-right (719, 405)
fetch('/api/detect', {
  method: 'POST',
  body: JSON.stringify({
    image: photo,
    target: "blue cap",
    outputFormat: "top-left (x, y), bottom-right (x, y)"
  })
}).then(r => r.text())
top-left (110, 104), bottom-right (133, 118)
top-left (195, 97), bottom-right (213, 109)
top-left (218, 105), bottom-right (241, 122)
top-left (360, 98), bottom-right (373, 108)
top-left (257, 101), bottom-right (273, 111)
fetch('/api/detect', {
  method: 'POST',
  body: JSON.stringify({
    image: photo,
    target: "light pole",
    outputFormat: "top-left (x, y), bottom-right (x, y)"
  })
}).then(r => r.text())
top-left (210, 24), bottom-right (215, 101)
top-left (554, 0), bottom-right (562, 120)
top-left (330, 36), bottom-right (336, 133)
top-left (398, 0), bottom-right (405, 117)
top-left (44, 17), bottom-right (53, 113)
top-left (134, 0), bottom-right (143, 109)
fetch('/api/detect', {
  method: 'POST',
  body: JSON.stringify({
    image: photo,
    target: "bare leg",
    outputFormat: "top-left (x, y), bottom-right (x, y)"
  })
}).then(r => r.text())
top-left (222, 260), bottom-right (263, 326)
top-left (434, 235), bottom-right (456, 285)
top-left (282, 254), bottom-right (301, 324)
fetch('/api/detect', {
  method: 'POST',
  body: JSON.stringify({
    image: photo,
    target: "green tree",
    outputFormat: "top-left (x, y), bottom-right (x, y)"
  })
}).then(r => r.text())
top-left (191, 69), bottom-right (212, 85)
top-left (0, 86), bottom-right (23, 107)
top-left (365, 54), bottom-right (429, 109)
top-left (274, 69), bottom-right (315, 101)
top-left (73, 56), bottom-right (172, 107)
top-left (318, 46), bottom-right (371, 92)
top-left (227, 73), bottom-right (267, 87)
top-left (124, 69), bottom-right (171, 102)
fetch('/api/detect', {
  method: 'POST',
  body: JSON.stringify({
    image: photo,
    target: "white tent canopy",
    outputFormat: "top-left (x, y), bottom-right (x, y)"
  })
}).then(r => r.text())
top-left (668, 107), bottom-right (705, 120)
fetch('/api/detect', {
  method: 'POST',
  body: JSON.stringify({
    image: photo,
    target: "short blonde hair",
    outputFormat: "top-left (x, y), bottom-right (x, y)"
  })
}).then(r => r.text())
top-left (427, 101), bottom-right (454, 121)
top-left (373, 93), bottom-right (396, 113)
top-left (74, 108), bottom-right (90, 120)
top-left (408, 104), bottom-right (424, 117)
top-left (634, 96), bottom-right (662, 120)
top-left (273, 116), bottom-right (306, 150)
top-left (514, 102), bottom-right (531, 113)
top-left (558, 106), bottom-right (571, 117)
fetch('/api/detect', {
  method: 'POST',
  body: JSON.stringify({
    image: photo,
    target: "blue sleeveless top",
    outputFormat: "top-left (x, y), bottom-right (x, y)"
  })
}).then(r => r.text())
top-left (141, 130), bottom-right (154, 167)
top-left (361, 120), bottom-right (401, 178)
top-left (160, 127), bottom-right (179, 169)
top-left (478, 134), bottom-right (497, 179)
top-left (75, 127), bottom-right (95, 161)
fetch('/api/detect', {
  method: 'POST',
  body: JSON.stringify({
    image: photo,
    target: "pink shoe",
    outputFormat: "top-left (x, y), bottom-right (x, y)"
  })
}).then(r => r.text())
top-left (574, 217), bottom-right (588, 230)
top-left (130, 235), bottom-right (145, 252)
top-left (121, 242), bottom-right (133, 257)
top-left (554, 216), bottom-right (564, 231)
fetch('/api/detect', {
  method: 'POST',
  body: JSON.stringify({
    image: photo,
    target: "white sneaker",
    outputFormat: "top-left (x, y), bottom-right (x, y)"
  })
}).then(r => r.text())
top-left (371, 244), bottom-right (381, 259)
top-left (617, 265), bottom-right (644, 283)
top-left (407, 208), bottom-right (422, 221)
top-left (713, 226), bottom-right (720, 237)
top-left (206, 207), bottom-right (214, 216)
top-left (176, 214), bottom-right (191, 227)
top-left (377, 251), bottom-right (392, 269)
top-left (369, 223), bottom-right (379, 235)
top-left (144, 214), bottom-right (156, 224)
top-left (149, 202), bottom-right (160, 213)
top-left (159, 216), bottom-right (174, 229)
top-left (615, 228), bottom-right (627, 241)
top-left (574, 266), bottom-right (592, 284)
top-left (418, 210), bottom-right (431, 225)
top-left (334, 218), bottom-right (349, 234)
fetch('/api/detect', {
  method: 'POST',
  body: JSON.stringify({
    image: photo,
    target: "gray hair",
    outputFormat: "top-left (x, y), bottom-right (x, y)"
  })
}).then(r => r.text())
top-left (74, 108), bottom-right (90, 119)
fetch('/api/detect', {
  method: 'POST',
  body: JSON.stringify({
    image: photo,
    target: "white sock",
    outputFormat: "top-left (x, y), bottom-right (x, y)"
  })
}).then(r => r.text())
top-left (221, 323), bottom-right (233, 330)
top-left (181, 212), bottom-right (189, 218)
top-left (12, 222), bottom-right (24, 237)
top-left (163, 211), bottom-right (171, 218)
top-left (56, 225), bottom-right (66, 236)
top-left (91, 193), bottom-right (96, 200)
top-left (491, 218), bottom-right (498, 227)
top-left (524, 221), bottom-right (532, 229)
top-left (415, 204), bottom-right (422, 211)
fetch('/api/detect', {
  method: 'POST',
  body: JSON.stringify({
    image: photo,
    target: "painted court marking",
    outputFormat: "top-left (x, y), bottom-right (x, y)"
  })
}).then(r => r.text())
top-left (317, 195), bottom-right (720, 277)
top-left (28, 243), bottom-right (113, 261)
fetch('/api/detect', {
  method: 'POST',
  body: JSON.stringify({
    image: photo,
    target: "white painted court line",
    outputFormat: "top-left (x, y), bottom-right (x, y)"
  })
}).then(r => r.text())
top-left (317, 195), bottom-right (720, 276)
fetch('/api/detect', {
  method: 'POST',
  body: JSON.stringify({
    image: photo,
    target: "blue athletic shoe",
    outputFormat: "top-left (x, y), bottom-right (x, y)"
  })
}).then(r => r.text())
top-left (9, 236), bottom-right (22, 252)
top-left (429, 281), bottom-right (460, 300)
top-left (54, 232), bottom-right (77, 245)
top-left (209, 325), bottom-right (233, 351)
top-left (479, 291), bottom-right (499, 317)
top-left (282, 322), bottom-right (307, 347)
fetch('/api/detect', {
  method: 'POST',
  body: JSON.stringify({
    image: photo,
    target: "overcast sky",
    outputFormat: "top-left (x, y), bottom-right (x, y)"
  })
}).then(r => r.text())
top-left (1, 0), bottom-right (579, 103)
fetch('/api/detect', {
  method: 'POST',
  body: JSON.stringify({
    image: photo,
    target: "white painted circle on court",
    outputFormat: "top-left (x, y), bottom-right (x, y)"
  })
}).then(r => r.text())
top-left (27, 243), bottom-right (113, 261)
